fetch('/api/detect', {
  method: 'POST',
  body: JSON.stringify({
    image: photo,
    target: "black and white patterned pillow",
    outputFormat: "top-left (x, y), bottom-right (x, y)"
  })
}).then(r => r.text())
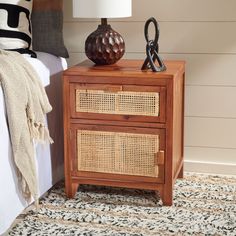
top-left (0, 0), bottom-right (36, 57)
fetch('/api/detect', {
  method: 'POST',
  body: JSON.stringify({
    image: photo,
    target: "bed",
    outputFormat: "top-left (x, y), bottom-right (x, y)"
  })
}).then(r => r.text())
top-left (0, 0), bottom-right (68, 234)
top-left (0, 52), bottom-right (67, 234)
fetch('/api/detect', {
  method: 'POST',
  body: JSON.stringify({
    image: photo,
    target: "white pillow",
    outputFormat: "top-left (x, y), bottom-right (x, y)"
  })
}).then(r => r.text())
top-left (0, 0), bottom-right (33, 53)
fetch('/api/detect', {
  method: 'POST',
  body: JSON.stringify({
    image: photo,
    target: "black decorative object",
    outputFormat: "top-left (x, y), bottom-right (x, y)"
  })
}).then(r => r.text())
top-left (141, 17), bottom-right (166, 72)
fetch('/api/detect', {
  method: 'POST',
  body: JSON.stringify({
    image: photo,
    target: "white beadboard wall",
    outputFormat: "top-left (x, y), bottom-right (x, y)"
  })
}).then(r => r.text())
top-left (63, 0), bottom-right (236, 175)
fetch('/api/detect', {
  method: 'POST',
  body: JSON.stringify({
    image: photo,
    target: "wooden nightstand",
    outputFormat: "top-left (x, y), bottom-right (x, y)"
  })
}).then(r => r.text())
top-left (63, 59), bottom-right (185, 206)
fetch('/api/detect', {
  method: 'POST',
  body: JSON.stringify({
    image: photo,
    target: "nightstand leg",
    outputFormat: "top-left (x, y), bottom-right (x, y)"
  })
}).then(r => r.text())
top-left (177, 164), bottom-right (184, 179)
top-left (155, 186), bottom-right (172, 206)
top-left (66, 182), bottom-right (79, 198)
top-left (161, 186), bottom-right (173, 206)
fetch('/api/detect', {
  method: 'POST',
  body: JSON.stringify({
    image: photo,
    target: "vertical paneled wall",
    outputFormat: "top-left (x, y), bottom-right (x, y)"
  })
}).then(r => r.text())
top-left (63, 0), bottom-right (236, 174)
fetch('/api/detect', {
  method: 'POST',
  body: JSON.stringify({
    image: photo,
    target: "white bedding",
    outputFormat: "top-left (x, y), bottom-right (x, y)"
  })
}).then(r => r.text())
top-left (0, 52), bottom-right (67, 234)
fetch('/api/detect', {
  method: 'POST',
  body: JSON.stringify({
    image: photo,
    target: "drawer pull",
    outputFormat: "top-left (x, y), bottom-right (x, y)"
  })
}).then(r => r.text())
top-left (103, 85), bottom-right (123, 93)
top-left (155, 150), bottom-right (165, 165)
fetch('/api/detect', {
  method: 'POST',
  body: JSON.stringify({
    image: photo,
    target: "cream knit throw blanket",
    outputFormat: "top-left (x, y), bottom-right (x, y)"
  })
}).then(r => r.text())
top-left (0, 50), bottom-right (53, 202)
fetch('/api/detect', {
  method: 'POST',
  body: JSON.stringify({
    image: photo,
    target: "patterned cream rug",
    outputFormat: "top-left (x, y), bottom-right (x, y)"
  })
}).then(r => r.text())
top-left (8, 173), bottom-right (236, 236)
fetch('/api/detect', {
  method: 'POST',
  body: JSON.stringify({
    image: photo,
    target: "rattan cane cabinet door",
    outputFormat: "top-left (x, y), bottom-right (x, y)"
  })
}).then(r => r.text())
top-left (70, 84), bottom-right (166, 123)
top-left (70, 124), bottom-right (165, 183)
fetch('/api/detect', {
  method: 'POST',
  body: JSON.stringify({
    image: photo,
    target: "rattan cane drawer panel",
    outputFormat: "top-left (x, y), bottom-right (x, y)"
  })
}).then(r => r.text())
top-left (77, 130), bottom-right (160, 177)
top-left (75, 90), bottom-right (159, 116)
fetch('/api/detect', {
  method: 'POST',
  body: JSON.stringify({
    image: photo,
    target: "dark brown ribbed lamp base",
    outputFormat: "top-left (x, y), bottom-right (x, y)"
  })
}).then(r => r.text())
top-left (85, 18), bottom-right (125, 65)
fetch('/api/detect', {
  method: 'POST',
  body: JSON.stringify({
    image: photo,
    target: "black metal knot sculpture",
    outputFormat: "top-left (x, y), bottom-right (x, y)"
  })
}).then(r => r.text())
top-left (141, 17), bottom-right (166, 72)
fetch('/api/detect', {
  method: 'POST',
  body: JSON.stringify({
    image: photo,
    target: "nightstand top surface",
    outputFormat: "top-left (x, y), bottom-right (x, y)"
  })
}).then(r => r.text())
top-left (64, 59), bottom-right (185, 79)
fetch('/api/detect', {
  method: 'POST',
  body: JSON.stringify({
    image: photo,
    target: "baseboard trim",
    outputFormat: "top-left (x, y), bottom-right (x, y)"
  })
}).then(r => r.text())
top-left (184, 160), bottom-right (236, 176)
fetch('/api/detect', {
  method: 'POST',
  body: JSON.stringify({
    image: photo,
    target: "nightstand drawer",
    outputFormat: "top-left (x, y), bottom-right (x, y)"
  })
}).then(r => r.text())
top-left (70, 84), bottom-right (166, 123)
top-left (70, 124), bottom-right (165, 183)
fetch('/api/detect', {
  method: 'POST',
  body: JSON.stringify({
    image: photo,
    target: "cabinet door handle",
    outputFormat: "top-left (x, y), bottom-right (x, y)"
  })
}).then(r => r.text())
top-left (103, 85), bottom-right (123, 93)
top-left (155, 150), bottom-right (165, 165)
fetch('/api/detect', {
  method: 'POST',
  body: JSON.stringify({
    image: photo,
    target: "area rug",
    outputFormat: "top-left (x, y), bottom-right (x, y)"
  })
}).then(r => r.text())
top-left (8, 173), bottom-right (236, 236)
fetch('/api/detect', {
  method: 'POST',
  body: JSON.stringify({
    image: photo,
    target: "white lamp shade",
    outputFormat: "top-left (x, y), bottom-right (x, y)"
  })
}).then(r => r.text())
top-left (73, 0), bottom-right (132, 18)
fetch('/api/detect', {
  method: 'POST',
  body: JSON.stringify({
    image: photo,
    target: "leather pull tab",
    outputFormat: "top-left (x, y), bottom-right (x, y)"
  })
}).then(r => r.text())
top-left (103, 85), bottom-right (123, 93)
top-left (155, 150), bottom-right (165, 165)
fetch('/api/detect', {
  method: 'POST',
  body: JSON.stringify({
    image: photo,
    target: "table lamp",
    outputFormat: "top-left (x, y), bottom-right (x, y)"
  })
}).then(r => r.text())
top-left (73, 0), bottom-right (132, 65)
